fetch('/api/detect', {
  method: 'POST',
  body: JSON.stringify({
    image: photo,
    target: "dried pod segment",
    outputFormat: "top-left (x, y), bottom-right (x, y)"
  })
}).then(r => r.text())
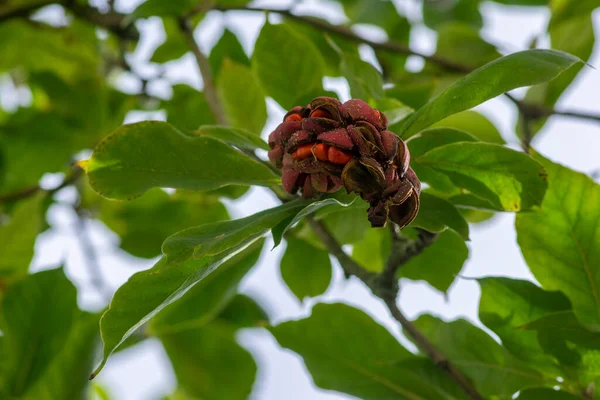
top-left (268, 96), bottom-right (420, 228)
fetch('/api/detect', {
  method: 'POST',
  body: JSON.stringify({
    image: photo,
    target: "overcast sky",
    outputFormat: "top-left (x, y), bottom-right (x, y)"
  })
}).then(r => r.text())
top-left (26, 1), bottom-right (600, 399)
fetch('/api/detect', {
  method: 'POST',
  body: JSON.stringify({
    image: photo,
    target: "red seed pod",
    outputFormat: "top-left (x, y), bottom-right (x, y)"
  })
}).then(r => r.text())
top-left (317, 128), bottom-right (354, 150)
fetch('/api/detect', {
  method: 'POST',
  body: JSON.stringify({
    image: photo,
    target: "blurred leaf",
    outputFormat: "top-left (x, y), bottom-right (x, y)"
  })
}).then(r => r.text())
top-left (423, 0), bottom-right (482, 31)
top-left (399, 50), bottom-right (582, 138)
top-left (516, 154), bottom-right (600, 331)
top-left (161, 325), bottom-right (256, 400)
top-left (352, 228), bottom-right (391, 273)
top-left (321, 205), bottom-right (371, 245)
top-left (270, 303), bottom-right (464, 399)
top-left (376, 97), bottom-right (413, 126)
top-left (92, 239), bottom-right (263, 378)
top-left (411, 192), bottom-right (470, 240)
top-left (132, 0), bottom-right (196, 17)
top-left (217, 294), bottom-right (269, 329)
top-left (80, 121), bottom-right (279, 200)
top-left (0, 268), bottom-right (99, 399)
top-left (0, 20), bottom-right (99, 82)
top-left (398, 230), bottom-right (468, 293)
top-left (217, 60), bottom-right (267, 134)
top-left (435, 23), bottom-right (500, 68)
top-left (151, 18), bottom-right (188, 63)
top-left (165, 85), bottom-right (215, 131)
top-left (549, 0), bottom-right (600, 28)
top-left (341, 54), bottom-right (384, 101)
top-left (208, 29), bottom-right (250, 78)
top-left (385, 73), bottom-right (438, 109)
top-left (412, 314), bottom-right (547, 397)
top-left (478, 277), bottom-right (571, 367)
top-left (517, 388), bottom-right (582, 400)
top-left (0, 194), bottom-right (43, 279)
top-left (252, 22), bottom-right (326, 109)
top-left (414, 142), bottom-right (548, 211)
top-left (150, 240), bottom-right (263, 333)
top-left (339, 0), bottom-right (405, 35)
top-left (431, 111), bottom-right (505, 144)
top-left (193, 125), bottom-right (269, 151)
top-left (98, 188), bottom-right (229, 259)
top-left (281, 238), bottom-right (331, 301)
top-left (375, 17), bottom-right (411, 81)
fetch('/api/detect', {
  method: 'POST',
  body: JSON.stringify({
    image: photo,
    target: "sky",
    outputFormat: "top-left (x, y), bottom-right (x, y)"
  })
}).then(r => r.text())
top-left (24, 1), bottom-right (600, 399)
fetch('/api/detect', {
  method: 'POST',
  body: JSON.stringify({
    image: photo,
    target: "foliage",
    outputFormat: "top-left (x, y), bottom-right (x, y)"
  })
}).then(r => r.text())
top-left (0, 1), bottom-right (599, 399)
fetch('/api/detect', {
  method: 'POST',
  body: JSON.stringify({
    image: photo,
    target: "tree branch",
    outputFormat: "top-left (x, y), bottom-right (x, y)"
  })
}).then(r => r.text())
top-left (308, 219), bottom-right (483, 400)
top-left (178, 17), bottom-right (228, 125)
top-left (0, 166), bottom-right (83, 204)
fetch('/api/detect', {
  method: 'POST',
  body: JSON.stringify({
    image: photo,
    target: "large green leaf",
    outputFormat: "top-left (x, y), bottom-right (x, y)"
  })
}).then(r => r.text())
top-left (270, 303), bottom-right (464, 399)
top-left (516, 155), bottom-right (600, 331)
top-left (193, 125), bottom-right (269, 151)
top-left (478, 277), bottom-right (571, 367)
top-left (280, 238), bottom-right (332, 301)
top-left (414, 142), bottom-right (548, 211)
top-left (411, 192), bottom-right (470, 240)
top-left (91, 239), bottom-right (263, 378)
top-left (0, 194), bottom-right (44, 279)
top-left (398, 230), bottom-right (468, 293)
top-left (80, 121), bottom-right (279, 200)
top-left (217, 60), bottom-right (267, 135)
top-left (399, 50), bottom-right (582, 138)
top-left (208, 29), bottom-right (250, 79)
top-left (163, 199), bottom-right (319, 264)
top-left (252, 22), bottom-right (326, 109)
top-left (431, 111), bottom-right (505, 144)
top-left (97, 188), bottom-right (229, 259)
top-left (164, 85), bottom-right (215, 131)
top-left (0, 268), bottom-right (99, 399)
top-left (412, 315), bottom-right (548, 397)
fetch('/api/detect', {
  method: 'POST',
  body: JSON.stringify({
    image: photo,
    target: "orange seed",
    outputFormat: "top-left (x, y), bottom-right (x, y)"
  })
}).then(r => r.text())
top-left (291, 144), bottom-right (314, 161)
top-left (285, 113), bottom-right (303, 122)
top-left (313, 143), bottom-right (329, 161)
top-left (328, 146), bottom-right (352, 165)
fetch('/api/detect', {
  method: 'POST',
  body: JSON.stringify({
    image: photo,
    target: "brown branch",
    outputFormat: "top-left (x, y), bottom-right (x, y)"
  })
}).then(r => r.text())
top-left (0, 166), bottom-right (83, 204)
top-left (308, 219), bottom-right (484, 400)
top-left (178, 17), bottom-right (228, 125)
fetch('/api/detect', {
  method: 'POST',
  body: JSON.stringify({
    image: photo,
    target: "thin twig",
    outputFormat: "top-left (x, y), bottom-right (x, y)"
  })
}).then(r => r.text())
top-left (0, 166), bottom-right (83, 204)
top-left (178, 17), bottom-right (228, 125)
top-left (308, 219), bottom-right (484, 400)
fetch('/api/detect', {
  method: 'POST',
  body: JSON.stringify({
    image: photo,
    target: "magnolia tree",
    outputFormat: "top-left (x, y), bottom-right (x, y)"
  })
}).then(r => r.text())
top-left (1, 0), bottom-right (600, 399)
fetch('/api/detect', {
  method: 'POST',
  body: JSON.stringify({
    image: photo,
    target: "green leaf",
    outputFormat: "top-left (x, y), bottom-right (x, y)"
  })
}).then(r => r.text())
top-left (0, 194), bottom-right (44, 279)
top-left (385, 73), bottom-right (437, 110)
top-left (0, 268), bottom-right (99, 399)
top-left (415, 142), bottom-right (548, 211)
top-left (398, 230), bottom-right (468, 293)
top-left (132, 0), bottom-right (196, 17)
top-left (151, 18), bottom-right (188, 63)
top-left (270, 303), bottom-right (464, 399)
top-left (338, 0), bottom-right (405, 35)
top-left (435, 23), bottom-right (500, 68)
top-left (516, 154), bottom-right (600, 331)
top-left (208, 29), bottom-right (250, 79)
top-left (376, 97), bottom-right (413, 126)
top-left (149, 239), bottom-right (263, 334)
top-left (280, 238), bottom-right (332, 301)
top-left (431, 111), bottom-right (505, 144)
top-left (399, 50), bottom-right (582, 138)
top-left (517, 388), bottom-right (582, 400)
top-left (97, 188), bottom-right (229, 259)
top-left (161, 325), bottom-right (256, 400)
top-left (411, 192), bottom-right (470, 240)
top-left (341, 54), bottom-right (384, 101)
top-left (162, 199), bottom-right (315, 265)
top-left (217, 59), bottom-right (267, 134)
top-left (271, 196), bottom-right (356, 247)
top-left (217, 294), bottom-right (269, 329)
top-left (80, 121), bottom-right (279, 200)
top-left (412, 314), bottom-right (547, 397)
top-left (164, 85), bottom-right (215, 131)
top-left (252, 22), bottom-right (326, 109)
top-left (423, 0), bottom-right (482, 31)
top-left (352, 228), bottom-right (391, 273)
top-left (478, 277), bottom-right (571, 366)
top-left (194, 125), bottom-right (269, 151)
top-left (550, 0), bottom-right (600, 28)
top-left (91, 239), bottom-right (263, 378)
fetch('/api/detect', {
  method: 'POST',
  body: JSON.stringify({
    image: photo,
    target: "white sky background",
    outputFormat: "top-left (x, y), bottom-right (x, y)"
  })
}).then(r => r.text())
top-left (23, 1), bottom-right (600, 399)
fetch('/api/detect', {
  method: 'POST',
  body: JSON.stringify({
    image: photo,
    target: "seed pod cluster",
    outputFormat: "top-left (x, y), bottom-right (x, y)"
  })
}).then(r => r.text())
top-left (268, 96), bottom-right (420, 228)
